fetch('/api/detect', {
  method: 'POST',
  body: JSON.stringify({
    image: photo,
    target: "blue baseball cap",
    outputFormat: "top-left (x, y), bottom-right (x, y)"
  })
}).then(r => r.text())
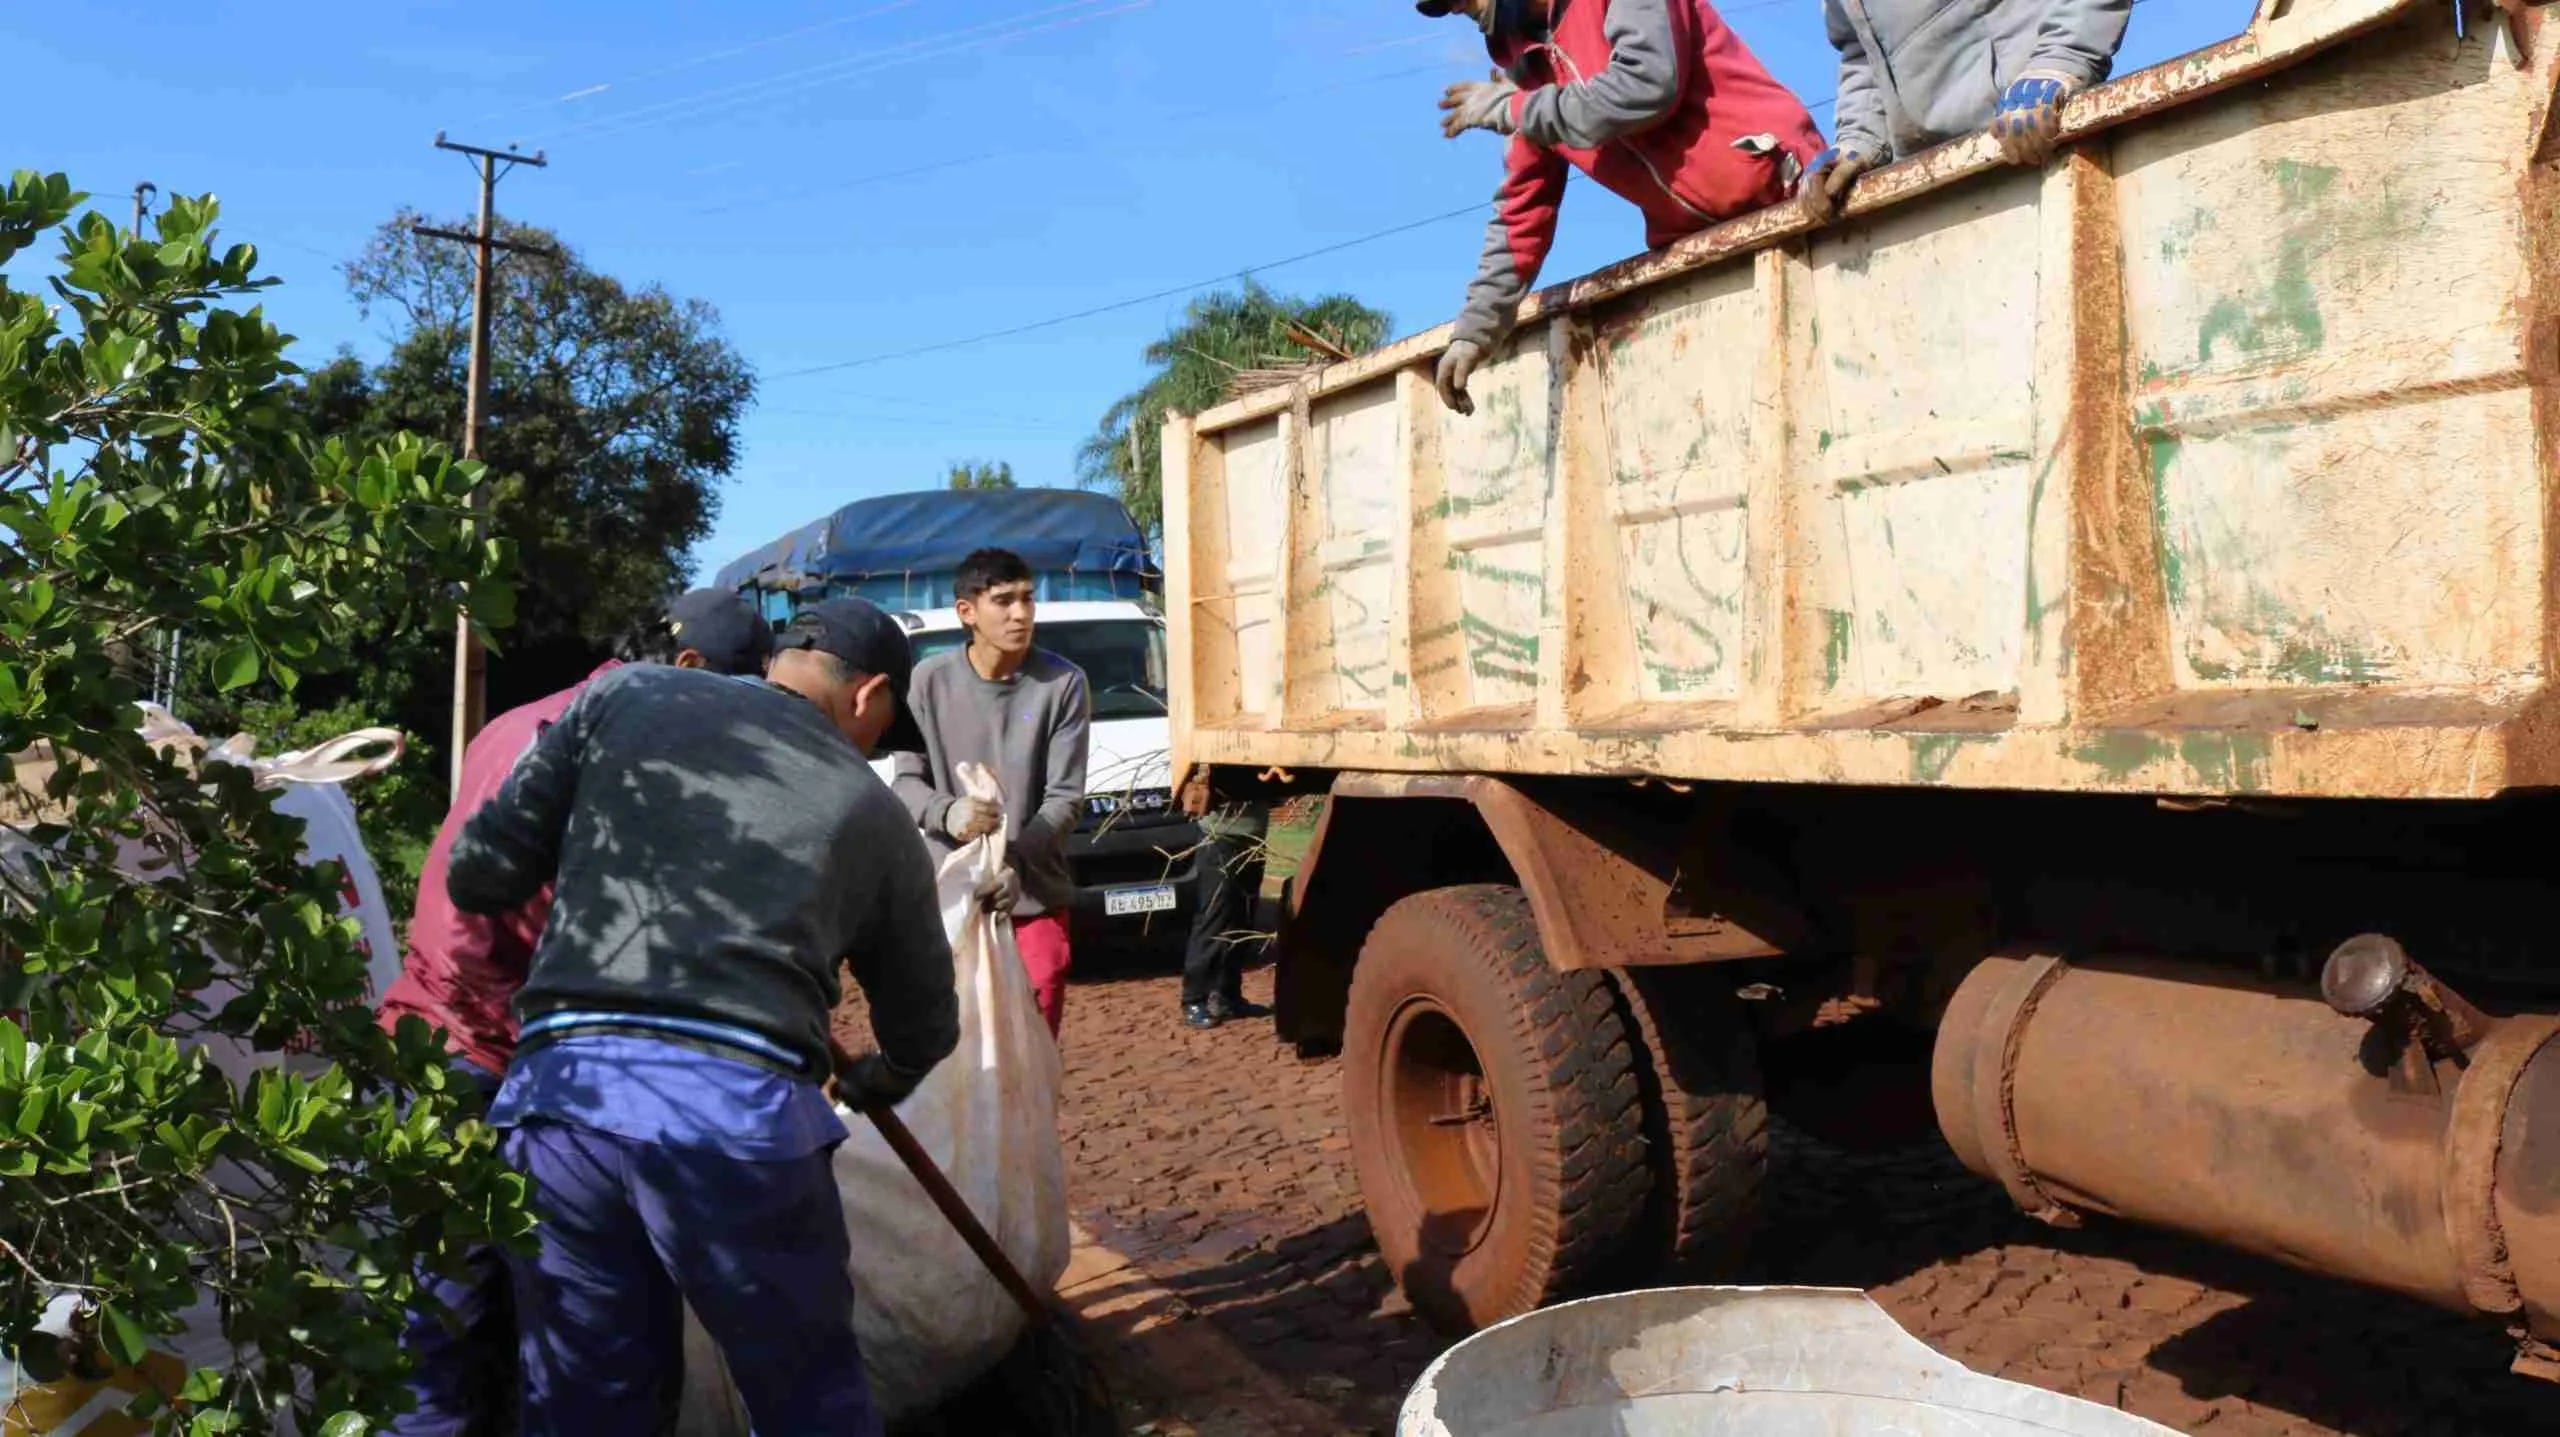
top-left (662, 589), bottom-right (773, 676)
top-left (776, 597), bottom-right (927, 755)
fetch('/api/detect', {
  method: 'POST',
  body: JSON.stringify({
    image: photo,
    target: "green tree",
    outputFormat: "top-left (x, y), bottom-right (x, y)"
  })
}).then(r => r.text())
top-left (1076, 281), bottom-right (1389, 536)
top-left (276, 209), bottom-right (754, 749)
top-left (945, 459), bottom-right (1016, 491)
top-left (0, 173), bottom-right (530, 1433)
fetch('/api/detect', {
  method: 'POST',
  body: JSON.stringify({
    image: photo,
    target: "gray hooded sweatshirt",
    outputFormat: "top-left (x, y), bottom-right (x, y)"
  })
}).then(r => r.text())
top-left (1824, 0), bottom-right (2131, 162)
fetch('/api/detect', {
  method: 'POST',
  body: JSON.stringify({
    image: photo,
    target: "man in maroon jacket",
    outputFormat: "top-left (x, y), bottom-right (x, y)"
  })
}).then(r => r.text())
top-left (1421, 0), bottom-right (1824, 414)
top-left (377, 588), bottom-right (772, 1437)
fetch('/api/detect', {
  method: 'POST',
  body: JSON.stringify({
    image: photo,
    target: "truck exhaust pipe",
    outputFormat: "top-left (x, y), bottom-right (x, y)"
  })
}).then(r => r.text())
top-left (1932, 943), bottom-right (2560, 1378)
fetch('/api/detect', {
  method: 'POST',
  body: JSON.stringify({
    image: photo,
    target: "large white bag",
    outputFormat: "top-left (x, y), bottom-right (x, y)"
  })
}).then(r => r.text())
top-left (183, 719), bottom-right (407, 1089)
top-left (0, 712), bottom-right (406, 1435)
top-left (675, 761), bottom-right (1071, 1430)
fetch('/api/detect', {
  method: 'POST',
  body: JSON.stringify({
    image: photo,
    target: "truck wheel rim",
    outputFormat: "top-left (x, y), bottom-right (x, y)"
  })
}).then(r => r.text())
top-left (1382, 995), bottom-right (1502, 1258)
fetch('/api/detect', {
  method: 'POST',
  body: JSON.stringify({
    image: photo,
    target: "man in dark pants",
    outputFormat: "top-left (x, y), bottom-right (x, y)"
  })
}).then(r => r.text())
top-left (446, 597), bottom-right (956, 1437)
top-left (1177, 765), bottom-right (1276, 1030)
top-left (376, 588), bottom-right (772, 1437)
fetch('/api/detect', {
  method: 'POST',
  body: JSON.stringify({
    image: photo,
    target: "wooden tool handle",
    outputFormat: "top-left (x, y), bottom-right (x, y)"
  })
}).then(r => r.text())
top-left (858, 1099), bottom-right (1054, 1327)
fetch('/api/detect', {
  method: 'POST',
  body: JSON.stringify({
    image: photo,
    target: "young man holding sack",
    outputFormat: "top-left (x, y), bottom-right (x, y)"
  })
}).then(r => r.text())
top-left (891, 549), bottom-right (1092, 1036)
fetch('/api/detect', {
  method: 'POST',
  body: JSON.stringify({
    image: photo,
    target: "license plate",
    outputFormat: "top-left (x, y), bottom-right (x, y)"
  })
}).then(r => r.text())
top-left (1103, 883), bottom-right (1177, 917)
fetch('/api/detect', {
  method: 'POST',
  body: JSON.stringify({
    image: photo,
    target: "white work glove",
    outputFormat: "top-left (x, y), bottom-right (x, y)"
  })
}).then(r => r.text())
top-left (976, 863), bottom-right (1021, 914)
top-left (1990, 74), bottom-right (2077, 166)
top-left (1439, 71), bottom-right (1520, 139)
top-left (1435, 339), bottom-right (1484, 416)
top-left (1796, 146), bottom-right (1877, 225)
top-left (941, 795), bottom-right (1002, 843)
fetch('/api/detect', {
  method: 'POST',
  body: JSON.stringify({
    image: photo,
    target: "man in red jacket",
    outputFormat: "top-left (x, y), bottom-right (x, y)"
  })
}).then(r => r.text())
top-left (376, 587), bottom-right (772, 1437)
top-left (1421, 0), bottom-right (1823, 414)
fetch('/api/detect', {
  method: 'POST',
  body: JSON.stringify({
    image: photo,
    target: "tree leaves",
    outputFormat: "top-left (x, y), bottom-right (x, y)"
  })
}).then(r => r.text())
top-left (0, 175), bottom-right (530, 1435)
top-left (213, 640), bottom-right (261, 692)
top-left (1076, 281), bottom-right (1390, 538)
top-left (946, 459), bottom-right (1016, 491)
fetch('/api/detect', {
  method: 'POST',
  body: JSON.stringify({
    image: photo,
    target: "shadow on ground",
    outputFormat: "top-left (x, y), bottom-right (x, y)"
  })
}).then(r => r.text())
top-left (1053, 970), bottom-right (2560, 1437)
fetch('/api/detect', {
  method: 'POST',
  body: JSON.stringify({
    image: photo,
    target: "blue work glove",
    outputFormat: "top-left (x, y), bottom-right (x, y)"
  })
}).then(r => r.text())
top-left (1991, 75), bottom-right (2076, 166)
top-left (1439, 70), bottom-right (1521, 139)
top-left (1796, 145), bottom-right (1878, 224)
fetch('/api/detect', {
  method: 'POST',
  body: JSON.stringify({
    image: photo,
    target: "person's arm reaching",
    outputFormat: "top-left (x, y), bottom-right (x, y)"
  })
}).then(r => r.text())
top-left (1824, 0), bottom-right (1891, 165)
top-left (2024, 0), bottom-right (2132, 90)
top-left (1800, 0), bottom-right (1890, 223)
top-left (1993, 0), bottom-right (2131, 164)
top-left (890, 749), bottom-right (955, 838)
top-left (841, 817), bottom-right (959, 1088)
top-left (1015, 666), bottom-right (1090, 875)
top-left (1442, 136), bottom-right (1568, 413)
top-left (447, 688), bottom-right (593, 915)
top-left (1513, 0), bottom-right (1685, 149)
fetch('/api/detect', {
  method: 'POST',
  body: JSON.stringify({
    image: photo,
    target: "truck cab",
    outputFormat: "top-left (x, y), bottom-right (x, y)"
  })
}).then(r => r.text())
top-left (870, 599), bottom-right (1201, 946)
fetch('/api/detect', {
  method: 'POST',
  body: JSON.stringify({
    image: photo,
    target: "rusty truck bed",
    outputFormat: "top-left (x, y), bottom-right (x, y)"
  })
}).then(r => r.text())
top-left (1163, 0), bottom-right (2560, 801)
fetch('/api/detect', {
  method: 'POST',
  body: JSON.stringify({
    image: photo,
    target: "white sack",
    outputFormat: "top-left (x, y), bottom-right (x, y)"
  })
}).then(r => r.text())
top-left (675, 761), bottom-right (1071, 1431)
top-left (1, 712), bottom-right (404, 1435)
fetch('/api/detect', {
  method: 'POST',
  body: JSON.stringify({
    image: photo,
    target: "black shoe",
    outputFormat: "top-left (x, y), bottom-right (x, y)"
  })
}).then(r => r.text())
top-left (1181, 1002), bottom-right (1222, 1029)
top-left (1208, 993), bottom-right (1271, 1021)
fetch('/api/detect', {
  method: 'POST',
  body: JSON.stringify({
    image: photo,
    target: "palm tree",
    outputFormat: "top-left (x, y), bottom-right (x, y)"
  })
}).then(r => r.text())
top-left (1077, 281), bottom-right (1390, 538)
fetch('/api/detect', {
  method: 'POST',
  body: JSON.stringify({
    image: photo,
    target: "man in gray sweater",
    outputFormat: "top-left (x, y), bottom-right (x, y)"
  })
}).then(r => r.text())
top-left (446, 596), bottom-right (955, 1437)
top-left (1798, 0), bottom-right (2133, 221)
top-left (891, 547), bottom-right (1091, 1036)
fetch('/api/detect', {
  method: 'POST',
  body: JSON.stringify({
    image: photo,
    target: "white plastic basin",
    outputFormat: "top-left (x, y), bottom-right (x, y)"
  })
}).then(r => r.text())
top-left (1399, 1286), bottom-right (2184, 1437)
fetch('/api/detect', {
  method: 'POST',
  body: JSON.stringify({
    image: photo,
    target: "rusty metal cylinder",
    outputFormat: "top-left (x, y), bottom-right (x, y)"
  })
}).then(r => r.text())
top-left (1933, 952), bottom-right (2560, 1361)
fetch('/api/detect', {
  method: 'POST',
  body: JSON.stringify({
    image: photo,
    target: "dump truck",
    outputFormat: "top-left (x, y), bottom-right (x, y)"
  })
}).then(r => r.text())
top-left (1160, 0), bottom-right (2560, 1379)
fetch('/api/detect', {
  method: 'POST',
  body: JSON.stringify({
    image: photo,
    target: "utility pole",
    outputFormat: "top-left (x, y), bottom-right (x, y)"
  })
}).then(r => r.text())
top-left (131, 182), bottom-right (154, 239)
top-left (413, 133), bottom-right (551, 796)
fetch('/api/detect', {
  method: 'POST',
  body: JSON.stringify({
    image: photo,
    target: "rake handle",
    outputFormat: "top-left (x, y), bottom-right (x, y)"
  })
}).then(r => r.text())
top-left (857, 1099), bottom-right (1055, 1328)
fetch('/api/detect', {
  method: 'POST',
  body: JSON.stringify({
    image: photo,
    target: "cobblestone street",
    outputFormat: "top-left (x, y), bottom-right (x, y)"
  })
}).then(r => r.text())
top-left (1052, 953), bottom-right (2560, 1437)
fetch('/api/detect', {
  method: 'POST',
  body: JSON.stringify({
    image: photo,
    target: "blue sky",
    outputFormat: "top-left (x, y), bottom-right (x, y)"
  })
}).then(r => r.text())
top-left (18, 0), bottom-right (2244, 579)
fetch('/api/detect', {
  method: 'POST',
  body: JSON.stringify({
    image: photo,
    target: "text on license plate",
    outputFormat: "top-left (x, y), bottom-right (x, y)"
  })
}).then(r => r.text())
top-left (1104, 883), bottom-right (1177, 917)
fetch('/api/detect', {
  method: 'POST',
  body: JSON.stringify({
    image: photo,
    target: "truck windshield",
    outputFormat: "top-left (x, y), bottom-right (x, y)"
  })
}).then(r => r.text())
top-left (910, 619), bottom-right (1168, 722)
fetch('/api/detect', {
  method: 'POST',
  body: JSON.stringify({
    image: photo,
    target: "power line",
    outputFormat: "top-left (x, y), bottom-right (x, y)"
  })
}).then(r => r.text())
top-left (756, 0), bottom-right (2184, 380)
top-left (768, 201), bottom-right (1490, 380)
top-left (471, 0), bottom-right (925, 126)
top-left (698, 58), bottom-right (1452, 218)
top-left (536, 0), bottom-right (1156, 146)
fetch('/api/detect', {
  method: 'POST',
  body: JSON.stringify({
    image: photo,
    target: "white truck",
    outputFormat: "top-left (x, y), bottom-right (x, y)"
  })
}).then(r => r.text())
top-left (714, 487), bottom-right (1201, 946)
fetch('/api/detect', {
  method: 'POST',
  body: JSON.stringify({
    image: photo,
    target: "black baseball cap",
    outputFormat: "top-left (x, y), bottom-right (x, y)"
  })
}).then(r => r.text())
top-left (775, 597), bottom-right (927, 755)
top-left (1415, 0), bottom-right (1463, 13)
top-left (663, 589), bottom-right (774, 676)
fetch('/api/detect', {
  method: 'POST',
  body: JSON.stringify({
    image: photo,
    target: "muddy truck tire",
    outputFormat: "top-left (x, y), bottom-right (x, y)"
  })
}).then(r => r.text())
top-left (1609, 965), bottom-right (1767, 1280)
top-left (1342, 884), bottom-right (1650, 1332)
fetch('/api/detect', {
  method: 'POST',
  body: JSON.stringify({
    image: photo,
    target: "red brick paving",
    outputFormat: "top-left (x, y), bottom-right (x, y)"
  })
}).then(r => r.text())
top-left (1050, 953), bottom-right (2560, 1437)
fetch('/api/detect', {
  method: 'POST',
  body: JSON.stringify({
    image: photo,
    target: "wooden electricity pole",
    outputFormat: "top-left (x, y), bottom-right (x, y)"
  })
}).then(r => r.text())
top-left (413, 133), bottom-right (551, 797)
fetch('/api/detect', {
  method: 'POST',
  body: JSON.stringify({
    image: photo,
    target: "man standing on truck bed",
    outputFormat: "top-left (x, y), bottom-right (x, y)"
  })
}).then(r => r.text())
top-left (1795, 0), bottom-right (2131, 220)
top-left (445, 597), bottom-right (956, 1437)
top-left (376, 587), bottom-right (772, 1437)
top-left (892, 547), bottom-right (1092, 1037)
top-left (1422, 0), bottom-right (1824, 415)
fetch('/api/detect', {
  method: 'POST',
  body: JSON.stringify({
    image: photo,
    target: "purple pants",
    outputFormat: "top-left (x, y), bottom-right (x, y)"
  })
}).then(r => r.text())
top-left (389, 1064), bottom-right (514, 1437)
top-left (504, 1120), bottom-right (878, 1437)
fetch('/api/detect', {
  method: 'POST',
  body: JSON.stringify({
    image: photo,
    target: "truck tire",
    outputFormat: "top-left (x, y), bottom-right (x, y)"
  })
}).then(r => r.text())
top-left (1609, 966), bottom-right (1767, 1279)
top-left (1343, 883), bottom-right (1650, 1333)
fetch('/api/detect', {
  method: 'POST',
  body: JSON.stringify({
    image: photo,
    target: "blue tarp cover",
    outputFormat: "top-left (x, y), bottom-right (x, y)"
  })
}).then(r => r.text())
top-left (711, 488), bottom-right (1152, 594)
